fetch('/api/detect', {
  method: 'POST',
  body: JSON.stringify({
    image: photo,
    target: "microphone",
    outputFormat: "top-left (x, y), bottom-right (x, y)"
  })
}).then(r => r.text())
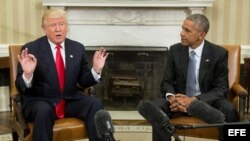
top-left (94, 109), bottom-right (115, 141)
top-left (187, 100), bottom-right (225, 124)
top-left (138, 100), bottom-right (181, 141)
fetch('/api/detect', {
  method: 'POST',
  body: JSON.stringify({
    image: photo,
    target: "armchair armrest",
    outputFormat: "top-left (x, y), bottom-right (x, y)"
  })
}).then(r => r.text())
top-left (83, 86), bottom-right (95, 95)
top-left (231, 83), bottom-right (248, 121)
top-left (11, 94), bottom-right (30, 137)
top-left (231, 83), bottom-right (248, 98)
top-left (77, 84), bottom-right (95, 96)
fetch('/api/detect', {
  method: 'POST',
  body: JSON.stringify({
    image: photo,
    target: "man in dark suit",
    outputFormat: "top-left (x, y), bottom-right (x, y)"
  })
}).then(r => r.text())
top-left (15, 8), bottom-right (108, 141)
top-left (150, 14), bottom-right (239, 141)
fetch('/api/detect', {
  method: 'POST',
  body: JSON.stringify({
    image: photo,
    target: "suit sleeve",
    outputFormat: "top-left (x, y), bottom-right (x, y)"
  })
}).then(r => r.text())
top-left (77, 45), bottom-right (97, 88)
top-left (160, 46), bottom-right (177, 98)
top-left (15, 46), bottom-right (31, 95)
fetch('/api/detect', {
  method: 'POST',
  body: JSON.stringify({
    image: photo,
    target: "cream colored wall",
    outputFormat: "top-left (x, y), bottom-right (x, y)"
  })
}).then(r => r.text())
top-left (0, 0), bottom-right (45, 44)
top-left (206, 0), bottom-right (250, 45)
top-left (0, 0), bottom-right (250, 45)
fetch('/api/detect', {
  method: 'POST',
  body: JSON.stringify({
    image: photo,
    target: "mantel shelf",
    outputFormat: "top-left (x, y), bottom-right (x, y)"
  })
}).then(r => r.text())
top-left (42, 0), bottom-right (215, 8)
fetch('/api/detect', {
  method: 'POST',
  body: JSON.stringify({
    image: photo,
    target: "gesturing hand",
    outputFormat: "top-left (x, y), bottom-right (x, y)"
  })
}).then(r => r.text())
top-left (17, 48), bottom-right (37, 80)
top-left (92, 47), bottom-right (109, 74)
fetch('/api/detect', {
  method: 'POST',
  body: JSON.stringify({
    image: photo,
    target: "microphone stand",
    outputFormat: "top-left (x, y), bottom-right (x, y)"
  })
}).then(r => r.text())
top-left (163, 123), bottom-right (182, 141)
top-left (174, 121), bottom-right (250, 129)
top-left (104, 132), bottom-right (115, 141)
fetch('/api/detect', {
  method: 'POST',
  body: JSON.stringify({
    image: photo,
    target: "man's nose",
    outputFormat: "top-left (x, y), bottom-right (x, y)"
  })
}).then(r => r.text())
top-left (180, 31), bottom-right (184, 37)
top-left (55, 25), bottom-right (61, 31)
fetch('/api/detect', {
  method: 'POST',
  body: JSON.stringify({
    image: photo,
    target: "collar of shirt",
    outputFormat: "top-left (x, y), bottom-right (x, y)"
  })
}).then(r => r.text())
top-left (47, 39), bottom-right (66, 64)
top-left (188, 40), bottom-right (205, 58)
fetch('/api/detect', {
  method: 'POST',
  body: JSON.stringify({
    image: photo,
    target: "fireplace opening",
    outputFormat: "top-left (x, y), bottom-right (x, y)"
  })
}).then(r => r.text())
top-left (85, 46), bottom-right (168, 110)
top-left (108, 75), bottom-right (142, 109)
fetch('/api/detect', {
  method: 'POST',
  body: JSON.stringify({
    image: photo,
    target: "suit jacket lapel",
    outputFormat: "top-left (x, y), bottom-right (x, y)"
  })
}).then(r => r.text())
top-left (199, 41), bottom-right (212, 84)
top-left (64, 39), bottom-right (75, 88)
top-left (179, 46), bottom-right (189, 80)
top-left (38, 37), bottom-right (60, 90)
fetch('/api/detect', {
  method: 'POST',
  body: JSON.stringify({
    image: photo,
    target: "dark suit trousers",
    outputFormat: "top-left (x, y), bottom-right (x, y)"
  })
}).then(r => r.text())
top-left (23, 95), bottom-right (104, 141)
top-left (151, 98), bottom-right (239, 141)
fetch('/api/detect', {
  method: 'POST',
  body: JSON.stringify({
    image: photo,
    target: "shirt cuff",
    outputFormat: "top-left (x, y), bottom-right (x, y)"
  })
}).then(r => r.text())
top-left (22, 73), bottom-right (33, 88)
top-left (91, 68), bottom-right (101, 82)
top-left (165, 93), bottom-right (175, 100)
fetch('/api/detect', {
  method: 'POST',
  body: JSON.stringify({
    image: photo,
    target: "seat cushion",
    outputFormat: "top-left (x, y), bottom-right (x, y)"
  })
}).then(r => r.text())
top-left (25, 118), bottom-right (88, 141)
top-left (170, 116), bottom-right (219, 139)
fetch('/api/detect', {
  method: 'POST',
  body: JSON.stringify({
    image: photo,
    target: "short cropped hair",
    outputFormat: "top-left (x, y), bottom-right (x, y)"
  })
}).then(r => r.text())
top-left (186, 14), bottom-right (210, 33)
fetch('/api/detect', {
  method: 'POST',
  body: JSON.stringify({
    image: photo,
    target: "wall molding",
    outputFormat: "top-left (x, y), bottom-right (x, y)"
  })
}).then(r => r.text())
top-left (42, 0), bottom-right (215, 8)
top-left (0, 44), bottom-right (9, 57)
top-left (67, 7), bottom-right (186, 26)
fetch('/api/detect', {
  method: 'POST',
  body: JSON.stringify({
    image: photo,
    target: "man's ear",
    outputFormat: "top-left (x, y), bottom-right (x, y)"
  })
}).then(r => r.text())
top-left (199, 32), bottom-right (207, 40)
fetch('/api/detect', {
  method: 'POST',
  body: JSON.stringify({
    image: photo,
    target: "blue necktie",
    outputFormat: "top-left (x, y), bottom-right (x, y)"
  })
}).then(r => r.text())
top-left (186, 51), bottom-right (196, 97)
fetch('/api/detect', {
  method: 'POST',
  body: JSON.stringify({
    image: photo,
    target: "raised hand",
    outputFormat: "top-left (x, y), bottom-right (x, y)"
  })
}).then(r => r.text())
top-left (17, 48), bottom-right (37, 80)
top-left (92, 47), bottom-right (108, 74)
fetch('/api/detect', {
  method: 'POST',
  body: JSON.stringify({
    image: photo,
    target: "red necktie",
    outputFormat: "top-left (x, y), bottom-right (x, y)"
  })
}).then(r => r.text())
top-left (55, 44), bottom-right (65, 119)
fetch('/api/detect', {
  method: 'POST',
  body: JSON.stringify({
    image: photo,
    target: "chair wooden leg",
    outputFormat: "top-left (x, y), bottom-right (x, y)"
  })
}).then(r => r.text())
top-left (247, 88), bottom-right (249, 113)
top-left (12, 131), bottom-right (19, 141)
top-left (9, 97), bottom-right (12, 112)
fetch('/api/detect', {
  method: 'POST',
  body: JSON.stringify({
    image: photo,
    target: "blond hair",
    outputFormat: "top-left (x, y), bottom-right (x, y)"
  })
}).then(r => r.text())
top-left (42, 8), bottom-right (68, 28)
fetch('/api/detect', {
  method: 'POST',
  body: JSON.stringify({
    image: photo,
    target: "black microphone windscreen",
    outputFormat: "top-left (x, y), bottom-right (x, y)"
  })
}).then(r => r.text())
top-left (138, 100), bottom-right (170, 128)
top-left (94, 109), bottom-right (115, 139)
top-left (188, 100), bottom-right (225, 124)
top-left (138, 100), bottom-right (181, 141)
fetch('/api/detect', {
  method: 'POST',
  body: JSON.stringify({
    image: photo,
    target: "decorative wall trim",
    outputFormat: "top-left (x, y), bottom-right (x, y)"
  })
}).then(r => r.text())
top-left (0, 87), bottom-right (10, 112)
top-left (67, 7), bottom-right (186, 26)
top-left (241, 45), bottom-right (250, 64)
top-left (0, 44), bottom-right (9, 57)
top-left (114, 125), bottom-right (152, 133)
top-left (42, 0), bottom-right (215, 8)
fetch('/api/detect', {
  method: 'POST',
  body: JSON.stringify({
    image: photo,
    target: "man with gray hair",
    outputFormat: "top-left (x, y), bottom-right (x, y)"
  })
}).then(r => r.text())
top-left (147, 14), bottom-right (239, 141)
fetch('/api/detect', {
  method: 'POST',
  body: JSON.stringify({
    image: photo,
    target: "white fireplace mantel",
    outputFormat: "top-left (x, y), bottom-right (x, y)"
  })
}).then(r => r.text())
top-left (42, 0), bottom-right (214, 8)
top-left (42, 0), bottom-right (214, 47)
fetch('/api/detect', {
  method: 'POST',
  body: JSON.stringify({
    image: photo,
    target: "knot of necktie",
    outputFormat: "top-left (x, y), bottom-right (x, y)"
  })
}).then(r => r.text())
top-left (190, 50), bottom-right (196, 59)
top-left (56, 44), bottom-right (62, 50)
